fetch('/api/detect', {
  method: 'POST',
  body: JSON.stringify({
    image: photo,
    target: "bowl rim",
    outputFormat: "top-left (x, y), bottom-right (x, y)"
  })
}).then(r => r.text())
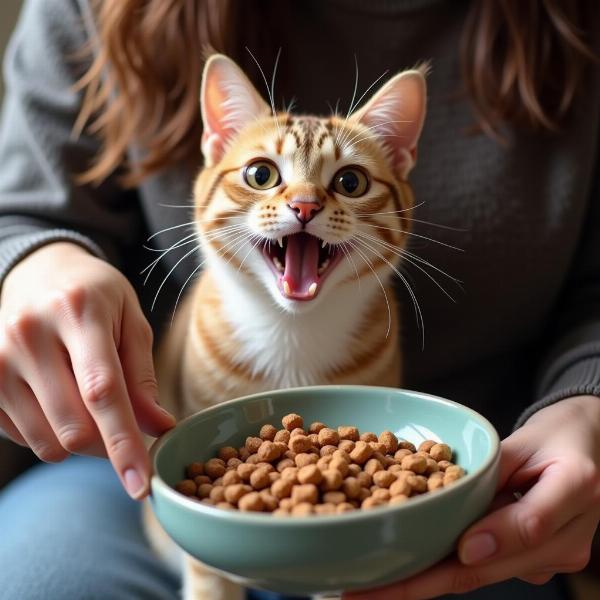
top-left (150, 385), bottom-right (501, 525)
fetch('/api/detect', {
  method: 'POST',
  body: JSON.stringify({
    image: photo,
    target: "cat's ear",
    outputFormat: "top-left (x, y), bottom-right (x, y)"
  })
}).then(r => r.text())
top-left (351, 66), bottom-right (427, 179)
top-left (200, 54), bottom-right (270, 166)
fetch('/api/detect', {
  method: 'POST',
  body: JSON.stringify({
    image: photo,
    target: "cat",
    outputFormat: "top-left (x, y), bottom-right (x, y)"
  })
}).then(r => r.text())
top-left (145, 53), bottom-right (427, 600)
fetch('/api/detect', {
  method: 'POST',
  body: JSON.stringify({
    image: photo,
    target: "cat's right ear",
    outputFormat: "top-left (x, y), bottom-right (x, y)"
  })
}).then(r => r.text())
top-left (200, 54), bottom-right (270, 166)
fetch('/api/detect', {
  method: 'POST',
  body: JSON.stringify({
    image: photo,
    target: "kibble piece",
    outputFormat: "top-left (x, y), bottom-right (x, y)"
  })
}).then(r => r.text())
top-left (295, 453), bottom-right (319, 468)
top-left (282, 413), bottom-right (304, 431)
top-left (445, 465), bottom-right (465, 477)
top-left (297, 465), bottom-right (323, 485)
top-left (271, 478), bottom-right (293, 499)
top-left (273, 508), bottom-right (290, 517)
top-left (320, 445), bottom-right (337, 457)
top-left (238, 447), bottom-right (250, 461)
top-left (246, 454), bottom-right (262, 465)
top-left (320, 469), bottom-right (344, 491)
top-left (372, 488), bottom-right (391, 502)
top-left (407, 474), bottom-right (428, 493)
top-left (357, 471), bottom-right (373, 488)
top-left (259, 491), bottom-right (279, 511)
top-left (257, 441), bottom-right (282, 462)
top-left (223, 484), bottom-right (250, 504)
top-left (394, 449), bottom-right (413, 463)
top-left (338, 440), bottom-right (356, 453)
top-left (186, 463), bottom-right (205, 479)
top-left (430, 443), bottom-right (452, 462)
top-left (437, 460), bottom-right (453, 471)
top-left (364, 458), bottom-right (384, 476)
top-left (330, 456), bottom-right (350, 477)
top-left (427, 472), bottom-right (445, 491)
top-left (357, 487), bottom-right (372, 501)
top-left (250, 467), bottom-right (271, 490)
top-left (245, 437), bottom-right (263, 454)
top-left (205, 459), bottom-right (226, 479)
top-left (227, 458), bottom-right (243, 470)
top-left (237, 463), bottom-right (257, 481)
top-left (316, 456), bottom-right (333, 471)
top-left (309, 422), bottom-right (326, 434)
top-left (389, 494), bottom-right (410, 506)
top-left (238, 491), bottom-right (264, 512)
top-left (308, 433), bottom-right (319, 446)
top-left (213, 477), bottom-right (224, 487)
top-left (398, 440), bottom-right (417, 452)
top-left (289, 435), bottom-right (312, 453)
top-left (197, 483), bottom-right (213, 499)
top-left (425, 457), bottom-right (440, 474)
top-left (216, 501), bottom-right (234, 510)
top-left (284, 450), bottom-right (297, 461)
top-left (401, 454), bottom-right (427, 474)
top-left (389, 478), bottom-right (411, 497)
top-left (372, 470), bottom-right (396, 489)
top-left (337, 502), bottom-right (355, 513)
top-left (349, 441), bottom-right (374, 465)
top-left (259, 424), bottom-right (278, 441)
top-left (338, 426), bottom-right (360, 441)
top-left (218, 446), bottom-right (238, 462)
top-left (276, 458), bottom-right (295, 473)
top-left (342, 477), bottom-right (361, 499)
top-left (268, 472), bottom-right (281, 483)
top-left (209, 486), bottom-right (226, 503)
top-left (200, 498), bottom-right (215, 506)
top-left (318, 427), bottom-right (340, 446)
top-left (291, 484), bottom-right (318, 505)
top-left (418, 440), bottom-right (437, 453)
top-left (291, 502), bottom-right (314, 516)
top-left (369, 441), bottom-right (387, 454)
top-left (274, 441), bottom-right (288, 455)
top-left (379, 431), bottom-right (399, 454)
top-left (194, 475), bottom-right (211, 486)
top-left (362, 497), bottom-right (385, 510)
top-left (290, 427), bottom-right (305, 438)
top-left (347, 463), bottom-right (361, 476)
top-left (332, 449), bottom-right (351, 463)
top-left (280, 467), bottom-right (299, 483)
top-left (274, 429), bottom-right (291, 444)
top-left (315, 503), bottom-right (337, 515)
top-left (323, 491), bottom-right (346, 505)
top-left (387, 464), bottom-right (403, 475)
top-left (222, 470), bottom-right (242, 486)
top-left (443, 465), bottom-right (465, 484)
top-left (360, 432), bottom-right (378, 443)
top-left (175, 480), bottom-right (197, 496)
top-left (257, 462), bottom-right (275, 473)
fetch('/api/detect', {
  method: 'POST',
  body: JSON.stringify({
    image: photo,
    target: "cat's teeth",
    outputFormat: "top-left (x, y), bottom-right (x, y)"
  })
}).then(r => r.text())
top-left (321, 240), bottom-right (328, 249)
top-left (283, 280), bottom-right (291, 296)
top-left (308, 282), bottom-right (318, 296)
top-left (277, 237), bottom-right (284, 248)
top-left (273, 257), bottom-right (284, 272)
top-left (317, 259), bottom-right (330, 275)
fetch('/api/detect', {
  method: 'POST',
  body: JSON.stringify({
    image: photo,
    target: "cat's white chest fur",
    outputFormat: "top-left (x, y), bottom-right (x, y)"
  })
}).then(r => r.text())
top-left (210, 258), bottom-right (379, 389)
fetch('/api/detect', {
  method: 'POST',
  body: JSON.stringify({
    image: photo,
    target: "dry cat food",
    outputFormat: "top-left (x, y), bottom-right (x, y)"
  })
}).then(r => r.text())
top-left (173, 413), bottom-right (465, 515)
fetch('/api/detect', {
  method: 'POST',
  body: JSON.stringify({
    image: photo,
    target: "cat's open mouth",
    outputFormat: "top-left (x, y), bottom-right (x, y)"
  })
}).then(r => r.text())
top-left (262, 232), bottom-right (342, 300)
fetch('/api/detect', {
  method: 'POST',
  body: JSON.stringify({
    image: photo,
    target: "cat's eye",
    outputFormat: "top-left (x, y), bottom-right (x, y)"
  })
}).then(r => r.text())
top-left (332, 167), bottom-right (369, 197)
top-left (244, 160), bottom-right (281, 190)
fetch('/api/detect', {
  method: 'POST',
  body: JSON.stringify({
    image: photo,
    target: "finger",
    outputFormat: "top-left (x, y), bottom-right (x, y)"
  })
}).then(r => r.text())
top-left (14, 325), bottom-right (101, 455)
top-left (0, 407), bottom-right (27, 446)
top-left (119, 307), bottom-right (175, 436)
top-left (61, 319), bottom-right (151, 500)
top-left (1, 377), bottom-right (68, 462)
top-left (458, 462), bottom-right (586, 565)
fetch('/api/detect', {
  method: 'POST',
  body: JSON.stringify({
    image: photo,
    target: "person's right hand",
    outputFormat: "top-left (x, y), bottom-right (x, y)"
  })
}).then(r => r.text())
top-left (0, 242), bottom-right (176, 499)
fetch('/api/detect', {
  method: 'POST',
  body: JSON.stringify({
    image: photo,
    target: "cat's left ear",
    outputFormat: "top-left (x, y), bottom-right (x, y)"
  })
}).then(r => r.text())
top-left (351, 66), bottom-right (427, 179)
top-left (200, 54), bottom-right (270, 166)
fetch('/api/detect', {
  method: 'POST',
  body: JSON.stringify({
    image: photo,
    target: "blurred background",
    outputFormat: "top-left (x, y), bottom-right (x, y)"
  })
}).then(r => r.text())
top-left (0, 0), bottom-right (21, 101)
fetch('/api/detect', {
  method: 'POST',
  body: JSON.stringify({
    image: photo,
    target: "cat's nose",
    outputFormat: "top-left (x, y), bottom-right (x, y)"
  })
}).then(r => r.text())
top-left (287, 198), bottom-right (323, 224)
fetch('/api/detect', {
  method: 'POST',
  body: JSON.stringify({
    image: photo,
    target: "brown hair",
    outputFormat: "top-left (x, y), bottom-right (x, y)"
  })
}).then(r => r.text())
top-left (75, 0), bottom-right (596, 187)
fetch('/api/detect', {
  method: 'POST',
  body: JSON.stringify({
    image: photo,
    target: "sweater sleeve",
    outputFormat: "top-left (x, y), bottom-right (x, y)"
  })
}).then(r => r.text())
top-left (0, 0), bottom-right (142, 295)
top-left (514, 165), bottom-right (600, 428)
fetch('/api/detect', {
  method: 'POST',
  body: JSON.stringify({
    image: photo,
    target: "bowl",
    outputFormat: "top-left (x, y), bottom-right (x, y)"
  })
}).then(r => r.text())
top-left (149, 385), bottom-right (500, 595)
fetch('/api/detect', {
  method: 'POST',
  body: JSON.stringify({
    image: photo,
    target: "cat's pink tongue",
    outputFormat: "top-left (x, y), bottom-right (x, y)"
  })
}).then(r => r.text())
top-left (282, 232), bottom-right (319, 299)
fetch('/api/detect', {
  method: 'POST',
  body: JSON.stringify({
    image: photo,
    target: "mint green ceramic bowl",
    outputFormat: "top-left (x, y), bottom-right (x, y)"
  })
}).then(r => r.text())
top-left (149, 385), bottom-right (500, 596)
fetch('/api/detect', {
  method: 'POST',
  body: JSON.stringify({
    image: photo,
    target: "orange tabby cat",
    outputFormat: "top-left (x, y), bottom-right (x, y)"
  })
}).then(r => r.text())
top-left (146, 54), bottom-right (427, 600)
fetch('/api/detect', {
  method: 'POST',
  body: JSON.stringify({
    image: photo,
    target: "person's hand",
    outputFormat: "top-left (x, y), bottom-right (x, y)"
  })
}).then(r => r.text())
top-left (344, 394), bottom-right (600, 599)
top-left (0, 242), bottom-right (175, 499)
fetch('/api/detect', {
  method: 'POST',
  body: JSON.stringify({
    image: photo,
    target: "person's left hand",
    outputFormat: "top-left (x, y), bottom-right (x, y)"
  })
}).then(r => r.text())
top-left (343, 395), bottom-right (600, 600)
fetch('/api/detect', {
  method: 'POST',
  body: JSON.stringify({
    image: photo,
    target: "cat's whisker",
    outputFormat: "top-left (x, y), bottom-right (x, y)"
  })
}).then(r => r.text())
top-left (345, 239), bottom-right (392, 339)
top-left (147, 220), bottom-right (196, 241)
top-left (396, 216), bottom-right (467, 231)
top-left (341, 119), bottom-right (410, 150)
top-left (237, 235), bottom-right (264, 272)
top-left (334, 55), bottom-right (360, 148)
top-left (356, 202), bottom-right (425, 216)
top-left (360, 222), bottom-right (464, 252)
top-left (342, 132), bottom-right (405, 153)
top-left (356, 231), bottom-right (460, 301)
top-left (352, 237), bottom-right (425, 347)
top-left (141, 233), bottom-right (200, 282)
top-left (338, 241), bottom-right (361, 289)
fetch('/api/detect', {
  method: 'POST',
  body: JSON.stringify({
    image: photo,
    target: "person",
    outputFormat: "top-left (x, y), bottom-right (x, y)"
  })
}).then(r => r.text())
top-left (0, 1), bottom-right (599, 599)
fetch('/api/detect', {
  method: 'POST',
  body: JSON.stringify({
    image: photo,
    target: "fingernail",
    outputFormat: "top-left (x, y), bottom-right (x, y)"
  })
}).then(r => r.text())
top-left (123, 468), bottom-right (147, 499)
top-left (460, 532), bottom-right (497, 564)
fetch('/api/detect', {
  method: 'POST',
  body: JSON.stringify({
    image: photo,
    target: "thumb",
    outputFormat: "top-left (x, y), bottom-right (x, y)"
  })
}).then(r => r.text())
top-left (119, 310), bottom-right (176, 436)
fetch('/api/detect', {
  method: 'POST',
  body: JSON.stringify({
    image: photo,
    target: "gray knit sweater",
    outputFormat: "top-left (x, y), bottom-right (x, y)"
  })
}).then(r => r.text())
top-left (1, 0), bottom-right (599, 437)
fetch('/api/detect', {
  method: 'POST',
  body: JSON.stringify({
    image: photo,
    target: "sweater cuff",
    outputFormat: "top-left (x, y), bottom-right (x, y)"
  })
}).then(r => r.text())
top-left (514, 350), bottom-right (600, 429)
top-left (0, 227), bottom-right (107, 296)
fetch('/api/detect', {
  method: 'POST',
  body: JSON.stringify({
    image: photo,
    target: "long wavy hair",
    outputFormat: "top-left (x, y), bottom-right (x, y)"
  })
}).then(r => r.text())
top-left (74, 0), bottom-right (596, 187)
